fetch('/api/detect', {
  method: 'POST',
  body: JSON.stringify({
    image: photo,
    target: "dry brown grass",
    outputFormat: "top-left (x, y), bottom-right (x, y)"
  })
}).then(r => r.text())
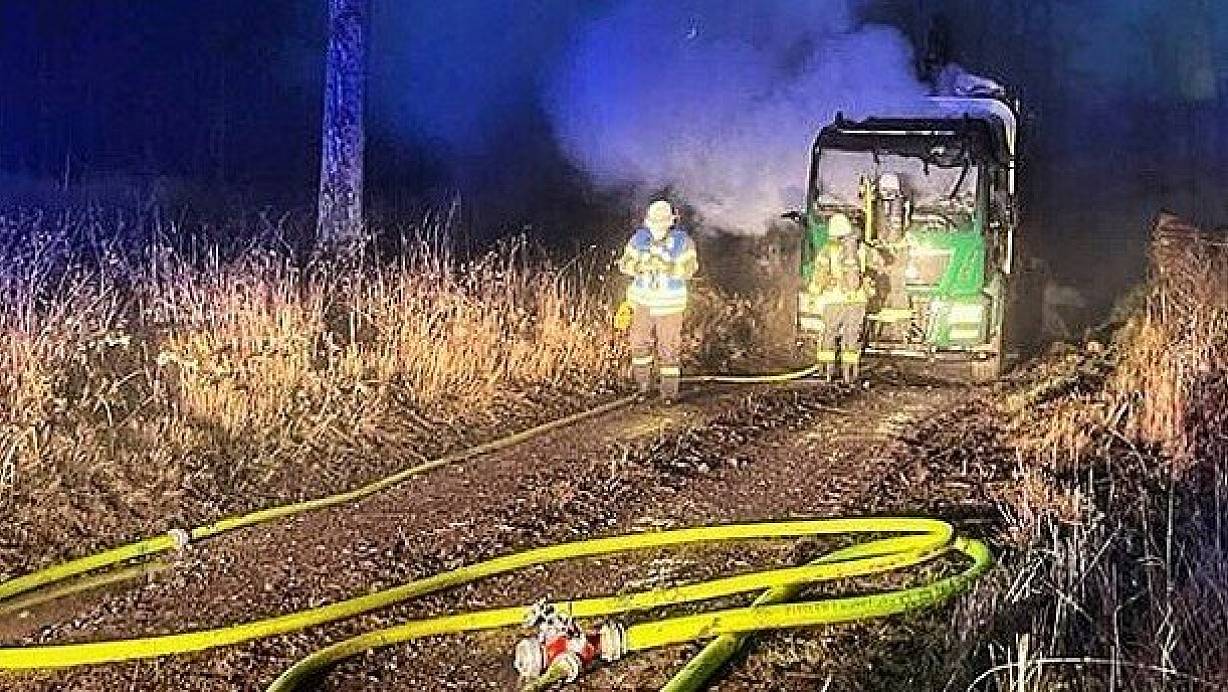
top-left (683, 280), bottom-right (806, 372)
top-left (141, 239), bottom-right (616, 437)
top-left (0, 209), bottom-right (619, 572)
top-left (971, 214), bottom-right (1228, 692)
top-left (1009, 215), bottom-right (1228, 472)
top-left (992, 462), bottom-right (1090, 546)
top-left (1106, 217), bottom-right (1228, 468)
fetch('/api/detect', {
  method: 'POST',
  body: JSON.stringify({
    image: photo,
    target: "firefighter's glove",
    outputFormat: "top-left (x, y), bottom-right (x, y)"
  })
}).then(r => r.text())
top-left (613, 300), bottom-right (633, 331)
top-left (641, 255), bottom-right (670, 275)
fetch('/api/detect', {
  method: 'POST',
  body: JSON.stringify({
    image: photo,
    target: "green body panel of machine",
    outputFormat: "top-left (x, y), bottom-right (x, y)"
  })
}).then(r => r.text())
top-left (900, 222), bottom-right (988, 349)
top-left (799, 217), bottom-right (828, 285)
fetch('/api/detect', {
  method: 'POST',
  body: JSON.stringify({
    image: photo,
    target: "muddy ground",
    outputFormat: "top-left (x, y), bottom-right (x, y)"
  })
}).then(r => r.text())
top-left (3, 371), bottom-right (1015, 691)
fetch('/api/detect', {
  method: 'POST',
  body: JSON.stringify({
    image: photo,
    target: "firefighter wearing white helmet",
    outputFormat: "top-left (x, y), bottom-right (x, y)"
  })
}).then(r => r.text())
top-left (617, 200), bottom-right (699, 403)
top-left (869, 171), bottom-right (913, 335)
top-left (876, 172), bottom-right (906, 240)
top-left (807, 212), bottom-right (871, 382)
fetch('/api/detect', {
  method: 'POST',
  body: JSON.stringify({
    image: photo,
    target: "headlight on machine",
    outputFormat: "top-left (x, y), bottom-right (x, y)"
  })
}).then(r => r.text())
top-left (947, 302), bottom-right (984, 325)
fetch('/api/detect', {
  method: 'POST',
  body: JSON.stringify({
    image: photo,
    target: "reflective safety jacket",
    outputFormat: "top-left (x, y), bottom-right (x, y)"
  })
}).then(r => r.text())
top-left (801, 239), bottom-right (872, 315)
top-left (617, 227), bottom-right (699, 315)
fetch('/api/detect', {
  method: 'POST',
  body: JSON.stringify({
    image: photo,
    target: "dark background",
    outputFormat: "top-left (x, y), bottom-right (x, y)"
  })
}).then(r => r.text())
top-left (2, 0), bottom-right (1226, 317)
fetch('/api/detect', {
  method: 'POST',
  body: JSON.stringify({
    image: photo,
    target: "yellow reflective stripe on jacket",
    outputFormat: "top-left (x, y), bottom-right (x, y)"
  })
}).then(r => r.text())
top-left (843, 287), bottom-right (870, 304)
top-left (643, 304), bottom-right (686, 317)
top-left (672, 244), bottom-right (699, 279)
top-left (617, 245), bottom-right (641, 276)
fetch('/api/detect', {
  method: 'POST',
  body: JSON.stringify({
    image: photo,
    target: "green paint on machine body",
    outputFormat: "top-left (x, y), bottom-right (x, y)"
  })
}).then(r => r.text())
top-left (906, 222), bottom-right (987, 348)
top-left (799, 216), bottom-right (829, 285)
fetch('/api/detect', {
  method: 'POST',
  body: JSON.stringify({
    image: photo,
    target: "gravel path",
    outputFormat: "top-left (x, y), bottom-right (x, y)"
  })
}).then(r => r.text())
top-left (3, 376), bottom-right (1001, 691)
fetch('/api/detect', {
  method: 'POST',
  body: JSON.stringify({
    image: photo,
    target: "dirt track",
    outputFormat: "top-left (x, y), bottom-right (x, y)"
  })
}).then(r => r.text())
top-left (4, 375), bottom-right (1003, 691)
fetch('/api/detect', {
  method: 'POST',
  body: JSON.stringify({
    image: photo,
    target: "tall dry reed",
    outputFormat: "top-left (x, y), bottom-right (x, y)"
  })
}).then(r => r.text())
top-left (0, 208), bottom-right (619, 571)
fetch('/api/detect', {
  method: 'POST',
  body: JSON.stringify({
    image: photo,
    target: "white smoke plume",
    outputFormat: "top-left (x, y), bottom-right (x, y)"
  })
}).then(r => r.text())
top-left (545, 1), bottom-right (931, 234)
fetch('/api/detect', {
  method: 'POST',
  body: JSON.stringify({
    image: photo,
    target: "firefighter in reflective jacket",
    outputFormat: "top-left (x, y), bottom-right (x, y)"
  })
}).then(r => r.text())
top-left (617, 200), bottom-right (699, 402)
top-left (810, 213), bottom-right (872, 383)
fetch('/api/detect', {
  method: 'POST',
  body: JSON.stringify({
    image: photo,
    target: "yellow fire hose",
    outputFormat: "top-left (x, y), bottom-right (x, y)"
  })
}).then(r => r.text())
top-left (0, 366), bottom-right (990, 691)
top-left (0, 396), bottom-right (639, 606)
top-left (264, 520), bottom-right (988, 691)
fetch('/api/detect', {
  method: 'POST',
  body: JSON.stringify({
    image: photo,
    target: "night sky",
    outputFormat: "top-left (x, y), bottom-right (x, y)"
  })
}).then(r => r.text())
top-left (2, 0), bottom-right (1227, 311)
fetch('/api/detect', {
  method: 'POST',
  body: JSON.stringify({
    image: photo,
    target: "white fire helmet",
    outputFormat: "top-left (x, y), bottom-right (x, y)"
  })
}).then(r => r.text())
top-left (878, 172), bottom-right (902, 199)
top-left (645, 200), bottom-right (676, 237)
top-left (827, 212), bottom-right (854, 239)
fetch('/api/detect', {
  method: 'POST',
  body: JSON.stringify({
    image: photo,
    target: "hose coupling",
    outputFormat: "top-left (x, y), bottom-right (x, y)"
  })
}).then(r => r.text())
top-left (550, 651), bottom-right (583, 683)
top-left (514, 600), bottom-right (600, 681)
top-left (598, 622), bottom-right (627, 662)
top-left (167, 528), bottom-right (191, 550)
top-left (514, 637), bottom-right (546, 678)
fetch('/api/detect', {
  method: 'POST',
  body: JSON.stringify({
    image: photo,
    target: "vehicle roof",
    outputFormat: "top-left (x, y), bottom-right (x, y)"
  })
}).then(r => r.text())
top-left (820, 112), bottom-right (1011, 170)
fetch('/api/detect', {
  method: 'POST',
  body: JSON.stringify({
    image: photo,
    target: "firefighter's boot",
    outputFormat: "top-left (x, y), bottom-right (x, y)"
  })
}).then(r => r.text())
top-left (631, 356), bottom-right (654, 398)
top-left (659, 366), bottom-right (680, 404)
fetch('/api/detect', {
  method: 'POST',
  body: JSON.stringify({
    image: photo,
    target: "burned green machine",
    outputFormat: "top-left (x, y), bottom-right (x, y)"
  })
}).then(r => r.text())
top-left (793, 96), bottom-right (1019, 381)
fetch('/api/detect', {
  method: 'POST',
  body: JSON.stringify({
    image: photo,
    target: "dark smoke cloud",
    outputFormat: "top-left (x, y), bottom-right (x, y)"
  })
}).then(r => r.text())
top-left (545, 1), bottom-right (931, 233)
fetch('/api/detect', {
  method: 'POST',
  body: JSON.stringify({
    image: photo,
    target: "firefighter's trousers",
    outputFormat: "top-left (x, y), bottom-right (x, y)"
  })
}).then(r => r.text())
top-left (817, 300), bottom-right (866, 376)
top-left (630, 305), bottom-right (684, 399)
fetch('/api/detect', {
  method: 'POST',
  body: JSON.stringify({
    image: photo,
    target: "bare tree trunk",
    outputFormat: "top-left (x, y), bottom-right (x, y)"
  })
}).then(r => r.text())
top-left (317, 0), bottom-right (369, 249)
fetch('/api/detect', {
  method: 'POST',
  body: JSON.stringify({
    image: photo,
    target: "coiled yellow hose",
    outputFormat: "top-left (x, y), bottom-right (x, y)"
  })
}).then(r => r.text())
top-left (1, 521), bottom-right (988, 690)
top-left (0, 368), bottom-right (989, 691)
top-left (263, 519), bottom-right (988, 691)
